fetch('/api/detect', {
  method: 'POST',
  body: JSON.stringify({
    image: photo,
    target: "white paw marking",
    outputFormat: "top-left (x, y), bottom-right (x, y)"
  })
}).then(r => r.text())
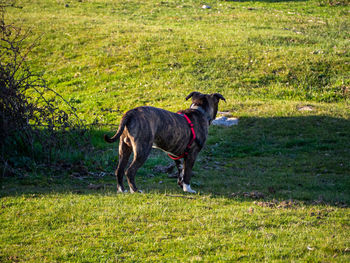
top-left (130, 188), bottom-right (143, 194)
top-left (117, 186), bottom-right (127, 193)
top-left (183, 184), bottom-right (196, 193)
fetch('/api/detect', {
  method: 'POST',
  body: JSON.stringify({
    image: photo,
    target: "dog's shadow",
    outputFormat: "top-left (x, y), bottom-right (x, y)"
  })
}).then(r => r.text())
top-left (1, 115), bottom-right (349, 206)
top-left (142, 115), bottom-right (350, 206)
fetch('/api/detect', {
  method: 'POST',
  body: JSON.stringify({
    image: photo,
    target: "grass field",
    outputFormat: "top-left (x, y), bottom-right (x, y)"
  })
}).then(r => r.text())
top-left (1, 0), bottom-right (350, 262)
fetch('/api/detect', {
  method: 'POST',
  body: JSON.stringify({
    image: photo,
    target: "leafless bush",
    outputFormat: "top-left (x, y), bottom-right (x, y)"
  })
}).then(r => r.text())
top-left (0, 3), bottom-right (86, 174)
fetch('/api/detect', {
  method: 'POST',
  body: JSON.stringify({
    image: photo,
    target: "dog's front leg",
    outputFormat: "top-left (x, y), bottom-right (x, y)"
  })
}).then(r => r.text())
top-left (174, 160), bottom-right (184, 188)
top-left (182, 152), bottom-right (198, 193)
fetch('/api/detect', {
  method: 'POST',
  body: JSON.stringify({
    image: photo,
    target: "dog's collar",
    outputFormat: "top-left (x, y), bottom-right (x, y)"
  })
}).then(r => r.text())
top-left (190, 105), bottom-right (212, 123)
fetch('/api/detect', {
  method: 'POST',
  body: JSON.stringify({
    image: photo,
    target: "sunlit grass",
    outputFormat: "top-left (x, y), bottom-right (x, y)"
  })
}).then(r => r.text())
top-left (1, 0), bottom-right (349, 262)
top-left (8, 0), bottom-right (349, 123)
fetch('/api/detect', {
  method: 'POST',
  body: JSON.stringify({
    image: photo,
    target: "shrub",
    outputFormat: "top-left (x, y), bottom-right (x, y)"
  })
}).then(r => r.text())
top-left (0, 3), bottom-right (86, 175)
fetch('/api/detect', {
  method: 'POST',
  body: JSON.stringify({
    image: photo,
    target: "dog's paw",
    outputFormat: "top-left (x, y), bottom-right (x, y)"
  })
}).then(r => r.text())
top-left (130, 188), bottom-right (143, 194)
top-left (117, 186), bottom-right (128, 193)
top-left (183, 184), bottom-right (196, 193)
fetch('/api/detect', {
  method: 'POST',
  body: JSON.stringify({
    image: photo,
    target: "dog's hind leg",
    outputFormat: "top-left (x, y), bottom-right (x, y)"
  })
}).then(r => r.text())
top-left (125, 142), bottom-right (152, 193)
top-left (115, 137), bottom-right (132, 193)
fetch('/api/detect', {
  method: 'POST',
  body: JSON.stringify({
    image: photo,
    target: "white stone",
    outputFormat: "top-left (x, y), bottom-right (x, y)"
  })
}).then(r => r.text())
top-left (212, 116), bottom-right (238, 126)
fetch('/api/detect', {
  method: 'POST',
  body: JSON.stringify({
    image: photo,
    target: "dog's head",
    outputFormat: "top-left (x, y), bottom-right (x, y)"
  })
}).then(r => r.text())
top-left (186, 91), bottom-right (226, 123)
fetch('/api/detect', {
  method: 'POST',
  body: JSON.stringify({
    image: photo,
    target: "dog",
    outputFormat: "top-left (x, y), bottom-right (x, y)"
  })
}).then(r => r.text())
top-left (104, 91), bottom-right (226, 193)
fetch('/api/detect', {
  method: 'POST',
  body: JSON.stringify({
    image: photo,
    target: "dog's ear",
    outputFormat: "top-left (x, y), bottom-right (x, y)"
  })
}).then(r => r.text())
top-left (186, 91), bottom-right (202, 101)
top-left (212, 93), bottom-right (226, 102)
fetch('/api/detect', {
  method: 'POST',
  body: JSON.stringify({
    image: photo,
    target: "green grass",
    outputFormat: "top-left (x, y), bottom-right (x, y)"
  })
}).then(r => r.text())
top-left (1, 193), bottom-right (349, 262)
top-left (7, 0), bottom-right (349, 123)
top-left (1, 0), bottom-right (350, 262)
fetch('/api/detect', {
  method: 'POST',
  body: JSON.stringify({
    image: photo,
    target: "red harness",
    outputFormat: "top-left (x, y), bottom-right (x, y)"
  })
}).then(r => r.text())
top-left (168, 113), bottom-right (196, 160)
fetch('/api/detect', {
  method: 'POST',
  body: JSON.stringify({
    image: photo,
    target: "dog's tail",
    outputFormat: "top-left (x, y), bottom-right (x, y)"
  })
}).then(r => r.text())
top-left (104, 114), bottom-right (130, 143)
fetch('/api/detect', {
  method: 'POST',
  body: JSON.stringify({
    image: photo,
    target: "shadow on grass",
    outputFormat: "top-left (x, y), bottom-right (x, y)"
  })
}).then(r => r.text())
top-left (1, 116), bottom-right (349, 206)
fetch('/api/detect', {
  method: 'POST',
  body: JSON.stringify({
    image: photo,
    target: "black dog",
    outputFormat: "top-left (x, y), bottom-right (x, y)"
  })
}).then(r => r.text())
top-left (104, 91), bottom-right (225, 193)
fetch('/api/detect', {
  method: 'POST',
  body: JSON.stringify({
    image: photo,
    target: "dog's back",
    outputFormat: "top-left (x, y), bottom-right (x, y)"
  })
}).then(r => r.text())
top-left (124, 107), bottom-right (191, 154)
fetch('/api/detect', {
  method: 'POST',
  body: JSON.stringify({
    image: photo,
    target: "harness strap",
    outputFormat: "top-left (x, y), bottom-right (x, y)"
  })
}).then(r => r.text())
top-left (168, 113), bottom-right (196, 160)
